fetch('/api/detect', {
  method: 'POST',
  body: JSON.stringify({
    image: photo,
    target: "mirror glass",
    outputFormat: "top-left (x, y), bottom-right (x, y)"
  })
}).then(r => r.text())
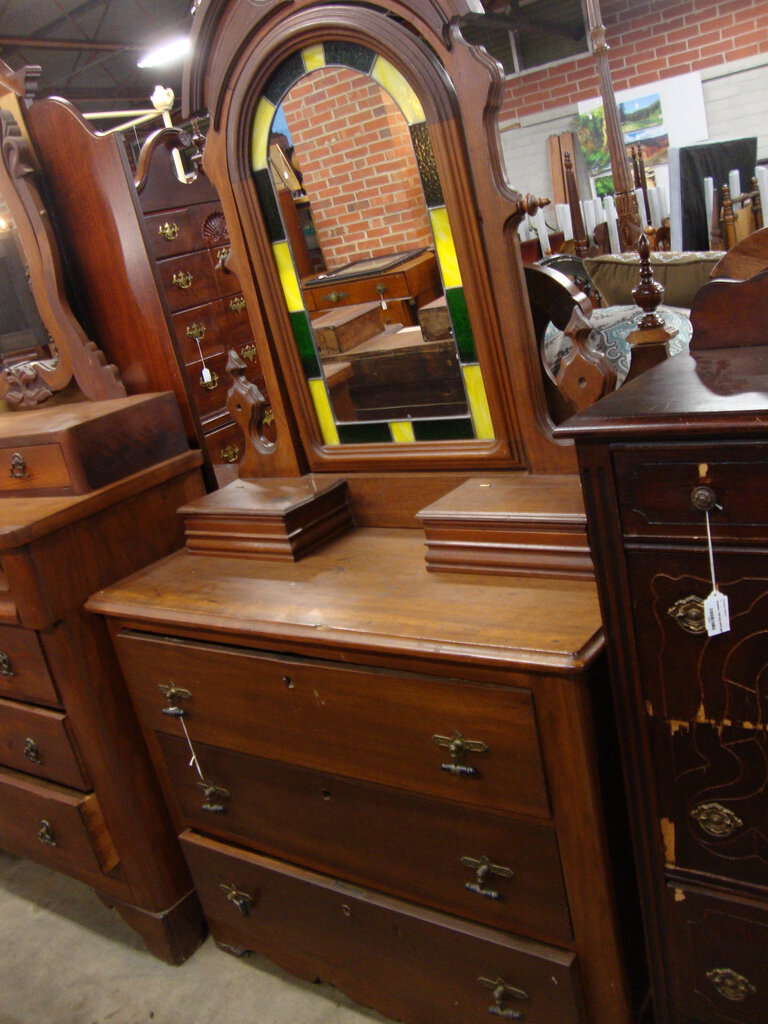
top-left (251, 42), bottom-right (494, 446)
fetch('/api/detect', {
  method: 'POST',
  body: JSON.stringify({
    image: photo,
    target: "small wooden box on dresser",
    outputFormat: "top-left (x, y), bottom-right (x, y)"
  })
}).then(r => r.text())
top-left (559, 343), bottom-right (768, 1024)
top-left (0, 394), bottom-right (208, 962)
top-left (87, 479), bottom-right (646, 1024)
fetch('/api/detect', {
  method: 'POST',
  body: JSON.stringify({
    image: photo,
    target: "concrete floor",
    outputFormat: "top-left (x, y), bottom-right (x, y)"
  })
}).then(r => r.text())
top-left (0, 850), bottom-right (388, 1024)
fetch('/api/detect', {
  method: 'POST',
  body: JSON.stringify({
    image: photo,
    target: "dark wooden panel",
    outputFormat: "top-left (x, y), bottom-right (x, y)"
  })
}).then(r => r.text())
top-left (116, 631), bottom-right (552, 820)
top-left (0, 697), bottom-right (89, 790)
top-left (157, 733), bottom-right (572, 944)
top-left (182, 831), bottom-right (585, 1024)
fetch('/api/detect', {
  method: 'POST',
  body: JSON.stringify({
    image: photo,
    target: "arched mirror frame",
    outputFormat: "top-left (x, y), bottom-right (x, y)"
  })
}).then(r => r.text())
top-left (185, 0), bottom-right (577, 477)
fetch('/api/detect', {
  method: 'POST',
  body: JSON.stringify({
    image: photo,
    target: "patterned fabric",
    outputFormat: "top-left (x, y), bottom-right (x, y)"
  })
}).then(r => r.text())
top-left (543, 305), bottom-right (692, 386)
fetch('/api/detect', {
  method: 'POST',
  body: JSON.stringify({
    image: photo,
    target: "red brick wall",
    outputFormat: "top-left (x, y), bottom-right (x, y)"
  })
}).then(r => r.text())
top-left (281, 67), bottom-right (433, 270)
top-left (501, 0), bottom-right (768, 123)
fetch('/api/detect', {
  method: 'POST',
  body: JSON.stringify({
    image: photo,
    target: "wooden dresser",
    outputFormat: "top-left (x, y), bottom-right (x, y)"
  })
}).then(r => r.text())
top-left (88, 511), bottom-right (644, 1024)
top-left (560, 344), bottom-right (768, 1024)
top-left (0, 397), bottom-right (208, 962)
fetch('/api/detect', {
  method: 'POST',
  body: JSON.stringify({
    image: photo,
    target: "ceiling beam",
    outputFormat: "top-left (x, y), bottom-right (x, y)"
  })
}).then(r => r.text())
top-left (0, 36), bottom-right (141, 52)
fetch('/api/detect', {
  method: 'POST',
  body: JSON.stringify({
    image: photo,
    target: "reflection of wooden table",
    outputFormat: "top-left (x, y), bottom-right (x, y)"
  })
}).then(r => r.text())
top-left (302, 250), bottom-right (441, 327)
top-left (322, 326), bottom-right (466, 421)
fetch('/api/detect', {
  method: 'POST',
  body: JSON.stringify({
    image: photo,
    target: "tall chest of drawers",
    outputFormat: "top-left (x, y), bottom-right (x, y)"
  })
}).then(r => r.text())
top-left (88, 523), bottom-right (645, 1024)
top-left (560, 345), bottom-right (768, 1024)
top-left (0, 400), bottom-right (208, 962)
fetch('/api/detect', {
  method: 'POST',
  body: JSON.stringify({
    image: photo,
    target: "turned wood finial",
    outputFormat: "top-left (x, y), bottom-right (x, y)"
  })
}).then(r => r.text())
top-left (721, 184), bottom-right (737, 250)
top-left (632, 233), bottom-right (665, 330)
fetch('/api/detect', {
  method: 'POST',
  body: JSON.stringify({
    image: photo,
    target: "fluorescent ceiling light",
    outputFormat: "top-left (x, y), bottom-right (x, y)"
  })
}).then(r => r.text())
top-left (137, 36), bottom-right (190, 68)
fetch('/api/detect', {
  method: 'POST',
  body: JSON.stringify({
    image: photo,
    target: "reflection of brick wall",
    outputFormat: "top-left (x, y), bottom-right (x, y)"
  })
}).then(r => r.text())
top-left (281, 66), bottom-right (433, 270)
top-left (500, 0), bottom-right (768, 122)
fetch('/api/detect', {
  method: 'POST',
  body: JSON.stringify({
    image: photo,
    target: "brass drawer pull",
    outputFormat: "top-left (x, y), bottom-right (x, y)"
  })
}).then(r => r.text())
top-left (158, 222), bottom-right (179, 241)
top-left (37, 819), bottom-right (56, 846)
top-left (199, 369), bottom-right (219, 390)
top-left (173, 270), bottom-right (194, 290)
top-left (461, 855), bottom-right (514, 900)
top-left (668, 595), bottom-right (706, 634)
top-left (158, 683), bottom-right (192, 717)
top-left (186, 322), bottom-right (206, 342)
top-left (199, 779), bottom-right (230, 813)
top-left (220, 444), bottom-right (240, 464)
top-left (215, 246), bottom-right (231, 271)
top-left (23, 737), bottom-right (42, 764)
top-left (219, 882), bottom-right (254, 917)
top-left (230, 296), bottom-right (246, 314)
top-left (0, 651), bottom-right (14, 677)
top-left (322, 290), bottom-right (348, 304)
top-left (240, 342), bottom-right (257, 362)
top-left (433, 730), bottom-right (488, 776)
top-left (478, 976), bottom-right (529, 1018)
top-left (706, 967), bottom-right (756, 1001)
top-left (9, 452), bottom-right (27, 479)
top-left (690, 801), bottom-right (744, 837)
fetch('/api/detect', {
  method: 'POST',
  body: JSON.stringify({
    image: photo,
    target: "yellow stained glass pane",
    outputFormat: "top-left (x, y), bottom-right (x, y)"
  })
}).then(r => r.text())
top-left (309, 379), bottom-right (340, 445)
top-left (463, 364), bottom-right (494, 440)
top-left (371, 56), bottom-right (425, 125)
top-left (429, 207), bottom-right (462, 289)
top-left (272, 241), bottom-right (303, 313)
top-left (302, 44), bottom-right (326, 72)
top-left (251, 96), bottom-right (276, 171)
top-left (390, 420), bottom-right (416, 443)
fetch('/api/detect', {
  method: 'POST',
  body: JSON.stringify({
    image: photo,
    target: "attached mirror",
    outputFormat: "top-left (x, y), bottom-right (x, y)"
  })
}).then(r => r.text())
top-left (250, 43), bottom-right (494, 447)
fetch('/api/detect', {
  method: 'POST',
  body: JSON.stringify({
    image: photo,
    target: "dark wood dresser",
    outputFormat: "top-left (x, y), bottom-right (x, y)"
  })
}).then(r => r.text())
top-left (0, 397), bottom-right (208, 962)
top-left (559, 345), bottom-right (768, 1024)
top-left (87, 513), bottom-right (644, 1024)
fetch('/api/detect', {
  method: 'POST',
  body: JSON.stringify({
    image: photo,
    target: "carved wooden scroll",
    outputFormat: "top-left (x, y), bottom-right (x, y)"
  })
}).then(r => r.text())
top-left (0, 61), bottom-right (125, 408)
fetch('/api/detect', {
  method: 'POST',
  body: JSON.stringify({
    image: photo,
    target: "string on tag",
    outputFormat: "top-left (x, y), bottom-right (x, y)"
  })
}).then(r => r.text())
top-left (703, 508), bottom-right (730, 636)
top-left (194, 335), bottom-right (212, 384)
top-left (179, 714), bottom-right (205, 781)
top-left (705, 510), bottom-right (717, 591)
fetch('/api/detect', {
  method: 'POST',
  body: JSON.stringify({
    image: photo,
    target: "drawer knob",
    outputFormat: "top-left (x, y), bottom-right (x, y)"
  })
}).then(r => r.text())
top-left (199, 369), bottom-right (219, 391)
top-left (173, 270), bottom-right (194, 290)
top-left (186, 321), bottom-right (206, 342)
top-left (322, 290), bottom-right (348, 304)
top-left (461, 855), bottom-right (514, 900)
top-left (9, 452), bottom-right (27, 479)
top-left (230, 297), bottom-right (247, 314)
top-left (158, 222), bottom-right (179, 241)
top-left (158, 683), bottom-right (192, 717)
top-left (433, 730), bottom-right (488, 777)
top-left (219, 882), bottom-right (254, 917)
top-left (478, 976), bottom-right (529, 1018)
top-left (706, 967), bottom-right (756, 1002)
top-left (0, 651), bottom-right (14, 677)
top-left (691, 801), bottom-right (744, 837)
top-left (239, 342), bottom-right (257, 362)
top-left (691, 485), bottom-right (721, 513)
top-left (37, 819), bottom-right (56, 846)
top-left (667, 595), bottom-right (706, 635)
top-left (220, 444), bottom-right (240, 464)
top-left (23, 737), bottom-right (42, 764)
top-left (199, 779), bottom-right (230, 813)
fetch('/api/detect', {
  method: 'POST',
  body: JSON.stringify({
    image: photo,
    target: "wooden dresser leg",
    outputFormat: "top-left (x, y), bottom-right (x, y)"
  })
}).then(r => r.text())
top-left (98, 889), bottom-right (207, 964)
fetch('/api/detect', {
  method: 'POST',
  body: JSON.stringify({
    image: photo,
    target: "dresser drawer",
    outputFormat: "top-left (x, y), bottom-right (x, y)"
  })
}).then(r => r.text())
top-left (173, 297), bottom-right (253, 364)
top-left (0, 697), bottom-right (89, 790)
top-left (145, 208), bottom-right (200, 258)
top-left (0, 443), bottom-right (71, 494)
top-left (667, 884), bottom-right (768, 1024)
top-left (0, 765), bottom-right (118, 878)
top-left (626, 552), bottom-right (768, 723)
top-left (157, 250), bottom-right (220, 312)
top-left (182, 831), bottom-right (584, 1024)
top-left (614, 444), bottom-right (768, 541)
top-left (0, 625), bottom-right (60, 707)
top-left (651, 717), bottom-right (768, 893)
top-left (158, 733), bottom-right (571, 944)
top-left (116, 632), bottom-right (551, 819)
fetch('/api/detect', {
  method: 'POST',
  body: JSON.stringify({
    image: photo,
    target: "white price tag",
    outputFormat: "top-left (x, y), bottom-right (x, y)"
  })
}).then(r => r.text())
top-left (704, 590), bottom-right (730, 636)
top-left (200, 366), bottom-right (213, 384)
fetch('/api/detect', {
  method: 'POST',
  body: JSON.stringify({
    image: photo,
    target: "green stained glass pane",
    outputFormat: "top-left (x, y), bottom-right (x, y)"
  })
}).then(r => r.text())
top-left (253, 168), bottom-right (284, 243)
top-left (445, 287), bottom-right (475, 362)
top-left (325, 42), bottom-right (375, 73)
top-left (264, 52), bottom-right (305, 104)
top-left (337, 422), bottom-right (392, 444)
top-left (413, 418), bottom-right (475, 442)
top-left (289, 311), bottom-right (320, 377)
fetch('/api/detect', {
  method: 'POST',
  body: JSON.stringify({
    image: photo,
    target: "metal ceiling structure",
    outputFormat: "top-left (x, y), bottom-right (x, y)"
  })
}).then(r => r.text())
top-left (0, 0), bottom-right (193, 116)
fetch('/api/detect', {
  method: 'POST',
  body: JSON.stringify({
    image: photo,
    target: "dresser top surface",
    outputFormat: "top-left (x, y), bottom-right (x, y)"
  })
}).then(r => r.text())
top-left (88, 527), bottom-right (604, 673)
top-left (557, 346), bottom-right (768, 440)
